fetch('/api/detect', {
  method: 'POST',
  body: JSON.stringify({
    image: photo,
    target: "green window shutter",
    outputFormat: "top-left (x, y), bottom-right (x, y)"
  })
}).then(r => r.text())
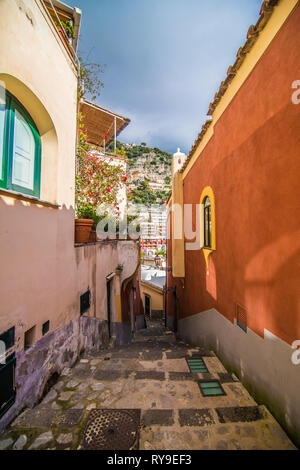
top-left (0, 86), bottom-right (41, 197)
top-left (0, 89), bottom-right (6, 183)
top-left (12, 109), bottom-right (35, 191)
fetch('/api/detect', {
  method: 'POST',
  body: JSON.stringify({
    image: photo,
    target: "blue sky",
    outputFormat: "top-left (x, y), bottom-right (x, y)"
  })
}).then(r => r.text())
top-left (67, 0), bottom-right (262, 154)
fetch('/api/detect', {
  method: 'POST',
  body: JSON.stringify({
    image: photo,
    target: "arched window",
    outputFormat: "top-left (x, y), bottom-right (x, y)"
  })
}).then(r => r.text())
top-left (203, 196), bottom-right (212, 248)
top-left (0, 87), bottom-right (41, 197)
top-left (199, 186), bottom-right (216, 260)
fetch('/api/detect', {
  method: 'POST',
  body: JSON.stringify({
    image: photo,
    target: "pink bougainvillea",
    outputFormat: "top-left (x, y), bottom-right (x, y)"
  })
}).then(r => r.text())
top-left (75, 119), bottom-right (126, 219)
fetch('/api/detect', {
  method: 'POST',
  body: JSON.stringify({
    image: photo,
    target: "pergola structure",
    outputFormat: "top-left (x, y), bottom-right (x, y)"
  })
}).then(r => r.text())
top-left (80, 99), bottom-right (130, 153)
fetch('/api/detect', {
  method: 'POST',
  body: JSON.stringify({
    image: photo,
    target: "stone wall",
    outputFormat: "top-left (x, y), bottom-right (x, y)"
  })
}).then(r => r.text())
top-left (0, 316), bottom-right (109, 432)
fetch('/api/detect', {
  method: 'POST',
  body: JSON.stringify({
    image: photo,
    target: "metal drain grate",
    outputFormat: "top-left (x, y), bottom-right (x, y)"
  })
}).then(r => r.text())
top-left (81, 409), bottom-right (140, 450)
top-left (186, 357), bottom-right (209, 373)
top-left (198, 380), bottom-right (226, 397)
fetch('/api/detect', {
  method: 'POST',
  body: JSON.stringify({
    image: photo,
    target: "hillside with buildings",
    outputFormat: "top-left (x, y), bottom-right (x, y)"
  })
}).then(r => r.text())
top-left (109, 141), bottom-right (172, 205)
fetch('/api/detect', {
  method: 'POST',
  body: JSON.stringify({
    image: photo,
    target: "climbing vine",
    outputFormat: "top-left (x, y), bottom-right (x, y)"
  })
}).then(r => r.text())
top-left (75, 115), bottom-right (127, 221)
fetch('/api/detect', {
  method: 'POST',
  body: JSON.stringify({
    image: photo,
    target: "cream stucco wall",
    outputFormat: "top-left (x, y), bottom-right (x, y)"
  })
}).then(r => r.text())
top-left (0, 0), bottom-right (78, 206)
top-left (140, 281), bottom-right (164, 312)
top-left (0, 190), bottom-right (138, 353)
top-left (0, 0), bottom-right (142, 430)
top-left (0, 0), bottom-right (80, 351)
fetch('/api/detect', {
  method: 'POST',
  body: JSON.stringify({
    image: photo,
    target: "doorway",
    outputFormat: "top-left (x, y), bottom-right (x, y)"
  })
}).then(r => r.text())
top-left (144, 294), bottom-right (151, 319)
top-left (107, 280), bottom-right (112, 338)
top-left (173, 286), bottom-right (178, 332)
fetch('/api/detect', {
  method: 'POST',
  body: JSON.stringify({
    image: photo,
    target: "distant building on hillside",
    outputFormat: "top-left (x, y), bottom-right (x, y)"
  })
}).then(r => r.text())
top-left (140, 205), bottom-right (167, 262)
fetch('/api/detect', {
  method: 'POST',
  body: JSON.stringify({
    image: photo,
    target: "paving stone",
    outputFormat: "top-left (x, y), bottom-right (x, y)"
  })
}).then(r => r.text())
top-left (28, 432), bottom-right (53, 450)
top-left (54, 381), bottom-right (65, 391)
top-left (218, 372), bottom-right (237, 383)
top-left (56, 409), bottom-right (84, 427)
top-left (141, 351), bottom-right (163, 360)
top-left (57, 433), bottom-right (73, 445)
top-left (228, 384), bottom-right (245, 397)
top-left (135, 371), bottom-right (165, 380)
top-left (87, 393), bottom-right (99, 400)
top-left (13, 434), bottom-right (27, 450)
top-left (165, 351), bottom-right (189, 359)
top-left (12, 408), bottom-right (58, 428)
top-left (0, 438), bottom-right (13, 450)
top-left (80, 359), bottom-right (89, 363)
top-left (189, 351), bottom-right (215, 358)
top-left (159, 394), bottom-right (175, 408)
top-left (70, 393), bottom-right (87, 403)
top-left (200, 372), bottom-right (216, 381)
top-left (71, 401), bottom-right (84, 409)
top-left (193, 429), bottom-right (209, 441)
top-left (178, 409), bottom-right (215, 427)
top-left (51, 402), bottom-right (61, 409)
top-left (77, 382), bottom-right (89, 391)
top-left (267, 423), bottom-right (291, 442)
top-left (93, 369), bottom-right (123, 380)
top-left (58, 391), bottom-right (73, 402)
top-left (72, 366), bottom-right (92, 379)
top-left (216, 406), bottom-right (264, 423)
top-left (216, 426), bottom-right (229, 435)
top-left (42, 388), bottom-right (57, 404)
top-left (111, 350), bottom-right (140, 358)
top-left (241, 425), bottom-right (257, 438)
top-left (66, 379), bottom-right (80, 389)
top-left (90, 359), bottom-right (101, 366)
top-left (91, 383), bottom-right (105, 391)
top-left (216, 440), bottom-right (229, 450)
top-left (169, 372), bottom-right (198, 381)
top-left (229, 438), bottom-right (241, 450)
top-left (86, 403), bottom-right (96, 410)
top-left (142, 410), bottom-right (174, 426)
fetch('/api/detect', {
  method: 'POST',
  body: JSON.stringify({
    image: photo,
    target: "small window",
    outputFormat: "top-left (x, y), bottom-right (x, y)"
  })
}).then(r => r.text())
top-left (0, 86), bottom-right (41, 197)
top-left (0, 327), bottom-right (15, 352)
top-left (203, 196), bottom-right (211, 248)
top-left (24, 326), bottom-right (36, 350)
top-left (144, 294), bottom-right (151, 317)
top-left (42, 321), bottom-right (50, 336)
top-left (0, 353), bottom-right (16, 418)
top-left (198, 380), bottom-right (226, 397)
top-left (80, 290), bottom-right (90, 315)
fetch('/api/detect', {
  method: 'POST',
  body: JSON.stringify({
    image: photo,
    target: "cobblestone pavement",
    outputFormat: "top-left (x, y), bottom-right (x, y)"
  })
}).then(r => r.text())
top-left (0, 321), bottom-right (297, 450)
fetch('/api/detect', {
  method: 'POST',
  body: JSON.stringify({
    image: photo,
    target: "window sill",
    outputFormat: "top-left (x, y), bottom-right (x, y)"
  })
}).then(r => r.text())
top-left (0, 188), bottom-right (60, 209)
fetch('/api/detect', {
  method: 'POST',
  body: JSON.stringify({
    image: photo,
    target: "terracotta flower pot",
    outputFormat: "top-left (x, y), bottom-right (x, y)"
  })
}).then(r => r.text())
top-left (89, 229), bottom-right (97, 243)
top-left (75, 219), bottom-right (93, 243)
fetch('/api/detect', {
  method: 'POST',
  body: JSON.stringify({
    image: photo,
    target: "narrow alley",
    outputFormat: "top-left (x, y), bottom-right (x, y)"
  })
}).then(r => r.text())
top-left (0, 321), bottom-right (296, 450)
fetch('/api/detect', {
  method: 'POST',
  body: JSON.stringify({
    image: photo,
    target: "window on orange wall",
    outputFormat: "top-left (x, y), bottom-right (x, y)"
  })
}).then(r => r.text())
top-left (203, 196), bottom-right (212, 248)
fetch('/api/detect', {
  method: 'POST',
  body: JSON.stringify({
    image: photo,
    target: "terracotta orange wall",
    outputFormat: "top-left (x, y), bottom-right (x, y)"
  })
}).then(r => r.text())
top-left (176, 5), bottom-right (300, 345)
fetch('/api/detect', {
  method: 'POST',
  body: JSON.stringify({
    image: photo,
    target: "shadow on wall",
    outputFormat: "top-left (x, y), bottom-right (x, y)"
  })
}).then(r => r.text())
top-left (244, 231), bottom-right (300, 343)
top-left (0, 195), bottom-right (76, 338)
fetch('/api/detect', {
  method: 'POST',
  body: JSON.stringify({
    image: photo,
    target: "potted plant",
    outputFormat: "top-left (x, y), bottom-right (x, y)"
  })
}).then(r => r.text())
top-left (75, 205), bottom-right (94, 244)
top-left (115, 264), bottom-right (123, 275)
